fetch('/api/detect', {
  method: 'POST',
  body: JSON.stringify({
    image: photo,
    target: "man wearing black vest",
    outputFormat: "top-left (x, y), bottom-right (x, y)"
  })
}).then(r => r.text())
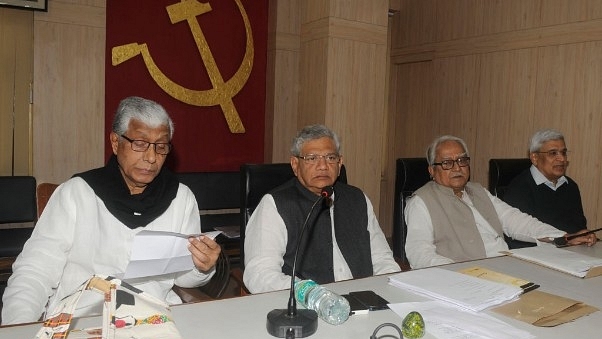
top-left (243, 125), bottom-right (400, 293)
top-left (504, 129), bottom-right (589, 248)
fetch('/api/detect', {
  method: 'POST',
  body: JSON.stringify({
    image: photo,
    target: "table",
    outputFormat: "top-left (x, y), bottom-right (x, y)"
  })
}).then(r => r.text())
top-left (2, 244), bottom-right (601, 338)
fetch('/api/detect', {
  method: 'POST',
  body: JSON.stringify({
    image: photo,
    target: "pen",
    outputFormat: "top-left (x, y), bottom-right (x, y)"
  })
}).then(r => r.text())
top-left (553, 227), bottom-right (602, 247)
top-left (565, 227), bottom-right (602, 241)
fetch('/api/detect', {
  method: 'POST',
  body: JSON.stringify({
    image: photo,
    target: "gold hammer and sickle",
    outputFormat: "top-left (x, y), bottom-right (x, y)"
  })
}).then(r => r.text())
top-left (111, 0), bottom-right (254, 133)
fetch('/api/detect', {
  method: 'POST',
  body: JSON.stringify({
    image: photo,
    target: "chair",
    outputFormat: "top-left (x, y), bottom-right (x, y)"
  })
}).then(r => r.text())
top-left (487, 158), bottom-right (531, 200)
top-left (239, 163), bottom-right (347, 268)
top-left (176, 171), bottom-right (240, 233)
top-left (392, 158), bottom-right (430, 269)
top-left (174, 249), bottom-right (233, 302)
top-left (36, 182), bottom-right (59, 219)
top-left (0, 176), bottom-right (38, 282)
top-left (488, 158), bottom-right (532, 249)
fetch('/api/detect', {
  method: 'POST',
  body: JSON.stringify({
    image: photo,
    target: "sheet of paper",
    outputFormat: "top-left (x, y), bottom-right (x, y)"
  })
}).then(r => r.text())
top-left (389, 301), bottom-right (534, 339)
top-left (388, 267), bottom-right (522, 312)
top-left (507, 245), bottom-right (602, 278)
top-left (123, 230), bottom-right (221, 279)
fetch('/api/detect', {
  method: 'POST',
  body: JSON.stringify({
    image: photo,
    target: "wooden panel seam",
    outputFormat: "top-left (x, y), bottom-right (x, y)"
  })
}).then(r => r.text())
top-left (391, 18), bottom-right (602, 62)
top-left (301, 17), bottom-right (387, 45)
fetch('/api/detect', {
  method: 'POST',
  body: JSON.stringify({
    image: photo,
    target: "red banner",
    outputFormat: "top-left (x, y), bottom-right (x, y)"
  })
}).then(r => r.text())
top-left (105, 0), bottom-right (267, 171)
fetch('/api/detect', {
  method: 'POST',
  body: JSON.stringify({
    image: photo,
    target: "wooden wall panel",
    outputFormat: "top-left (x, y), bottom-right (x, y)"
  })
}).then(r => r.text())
top-left (472, 49), bottom-right (538, 184)
top-left (266, 0), bottom-right (300, 162)
top-left (435, 0), bottom-right (484, 41)
top-left (0, 9), bottom-right (33, 176)
top-left (540, 0), bottom-right (602, 26)
top-left (387, 0), bottom-right (602, 235)
top-left (395, 0), bottom-right (436, 48)
top-left (481, 0), bottom-right (540, 35)
top-left (326, 39), bottom-right (387, 205)
top-left (433, 55), bottom-right (480, 146)
top-left (333, 0), bottom-right (389, 24)
top-left (533, 42), bottom-right (602, 228)
top-left (32, 0), bottom-right (105, 184)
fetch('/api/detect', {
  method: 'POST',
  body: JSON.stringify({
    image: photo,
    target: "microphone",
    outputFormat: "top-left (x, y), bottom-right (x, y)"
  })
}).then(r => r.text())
top-left (266, 186), bottom-right (334, 338)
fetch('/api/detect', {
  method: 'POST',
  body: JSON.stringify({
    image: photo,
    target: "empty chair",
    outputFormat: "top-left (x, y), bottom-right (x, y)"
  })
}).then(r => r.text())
top-left (176, 171), bottom-right (240, 233)
top-left (392, 158), bottom-right (430, 269)
top-left (0, 176), bottom-right (37, 282)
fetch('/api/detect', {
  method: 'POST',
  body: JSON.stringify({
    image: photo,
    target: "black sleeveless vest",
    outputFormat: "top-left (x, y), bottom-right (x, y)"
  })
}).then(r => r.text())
top-left (272, 179), bottom-right (373, 284)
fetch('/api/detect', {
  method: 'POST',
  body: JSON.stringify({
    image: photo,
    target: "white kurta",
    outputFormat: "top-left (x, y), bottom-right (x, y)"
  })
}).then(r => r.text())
top-left (1, 177), bottom-right (213, 325)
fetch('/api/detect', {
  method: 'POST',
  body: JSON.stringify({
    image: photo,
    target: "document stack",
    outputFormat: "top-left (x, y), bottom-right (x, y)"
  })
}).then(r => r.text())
top-left (506, 245), bottom-right (602, 278)
top-left (388, 267), bottom-right (522, 312)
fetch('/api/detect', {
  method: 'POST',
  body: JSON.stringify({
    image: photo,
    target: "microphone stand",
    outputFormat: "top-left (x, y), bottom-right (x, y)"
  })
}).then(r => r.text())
top-left (266, 186), bottom-right (334, 339)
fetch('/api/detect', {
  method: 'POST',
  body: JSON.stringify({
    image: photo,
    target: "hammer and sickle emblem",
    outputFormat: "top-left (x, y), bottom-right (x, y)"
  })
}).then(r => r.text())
top-left (111, 0), bottom-right (253, 133)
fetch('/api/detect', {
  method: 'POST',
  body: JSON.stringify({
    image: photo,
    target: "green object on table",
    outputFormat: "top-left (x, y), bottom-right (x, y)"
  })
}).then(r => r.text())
top-left (402, 311), bottom-right (425, 338)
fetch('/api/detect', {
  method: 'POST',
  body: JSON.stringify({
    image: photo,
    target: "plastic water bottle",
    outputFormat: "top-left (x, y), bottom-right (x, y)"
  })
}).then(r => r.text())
top-left (294, 279), bottom-right (350, 325)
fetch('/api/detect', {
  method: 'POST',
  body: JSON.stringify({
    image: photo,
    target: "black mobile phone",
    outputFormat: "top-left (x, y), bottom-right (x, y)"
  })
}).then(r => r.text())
top-left (341, 294), bottom-right (369, 315)
top-left (348, 290), bottom-right (389, 311)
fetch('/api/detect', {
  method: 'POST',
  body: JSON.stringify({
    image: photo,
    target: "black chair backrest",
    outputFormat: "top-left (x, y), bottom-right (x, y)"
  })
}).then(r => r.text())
top-left (488, 158), bottom-right (531, 199)
top-left (392, 158), bottom-right (430, 265)
top-left (177, 171), bottom-right (240, 233)
top-left (0, 176), bottom-right (37, 260)
top-left (0, 176), bottom-right (37, 224)
top-left (239, 163), bottom-right (347, 266)
top-left (488, 158), bottom-right (533, 249)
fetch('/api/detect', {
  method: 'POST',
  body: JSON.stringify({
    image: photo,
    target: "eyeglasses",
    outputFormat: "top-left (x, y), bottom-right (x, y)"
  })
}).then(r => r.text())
top-left (296, 153), bottom-right (341, 165)
top-left (432, 156), bottom-right (470, 170)
top-left (535, 149), bottom-right (569, 159)
top-left (121, 135), bottom-right (172, 155)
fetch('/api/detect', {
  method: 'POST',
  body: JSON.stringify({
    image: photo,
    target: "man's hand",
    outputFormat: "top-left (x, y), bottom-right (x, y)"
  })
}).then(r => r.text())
top-left (188, 235), bottom-right (221, 272)
top-left (566, 229), bottom-right (599, 247)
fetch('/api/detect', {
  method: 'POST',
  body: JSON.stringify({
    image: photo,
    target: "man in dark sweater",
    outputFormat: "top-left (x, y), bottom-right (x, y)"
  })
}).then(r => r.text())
top-left (504, 129), bottom-right (588, 248)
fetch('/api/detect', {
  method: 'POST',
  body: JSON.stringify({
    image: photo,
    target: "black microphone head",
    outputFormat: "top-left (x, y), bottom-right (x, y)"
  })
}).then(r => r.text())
top-left (321, 186), bottom-right (334, 198)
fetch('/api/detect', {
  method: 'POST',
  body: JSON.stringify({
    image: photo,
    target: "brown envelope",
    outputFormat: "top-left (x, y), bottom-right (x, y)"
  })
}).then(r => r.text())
top-left (492, 290), bottom-right (598, 327)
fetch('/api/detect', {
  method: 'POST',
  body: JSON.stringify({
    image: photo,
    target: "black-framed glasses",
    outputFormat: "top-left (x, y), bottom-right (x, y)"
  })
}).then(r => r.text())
top-left (296, 153), bottom-right (341, 165)
top-left (535, 149), bottom-right (569, 159)
top-left (121, 135), bottom-right (172, 155)
top-left (433, 156), bottom-right (470, 170)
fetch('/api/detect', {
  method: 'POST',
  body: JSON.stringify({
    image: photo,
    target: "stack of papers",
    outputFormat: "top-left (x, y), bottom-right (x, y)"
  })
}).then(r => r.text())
top-left (388, 267), bottom-right (522, 312)
top-left (506, 245), bottom-right (602, 278)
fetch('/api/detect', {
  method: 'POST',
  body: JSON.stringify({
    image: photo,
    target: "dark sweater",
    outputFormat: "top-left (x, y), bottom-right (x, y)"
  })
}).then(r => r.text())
top-left (504, 169), bottom-right (586, 236)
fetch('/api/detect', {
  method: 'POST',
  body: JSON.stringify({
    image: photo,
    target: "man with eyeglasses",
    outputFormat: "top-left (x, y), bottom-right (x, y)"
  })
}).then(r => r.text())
top-left (503, 129), bottom-right (591, 248)
top-left (404, 135), bottom-right (596, 269)
top-left (2, 96), bottom-right (221, 325)
top-left (243, 124), bottom-right (399, 293)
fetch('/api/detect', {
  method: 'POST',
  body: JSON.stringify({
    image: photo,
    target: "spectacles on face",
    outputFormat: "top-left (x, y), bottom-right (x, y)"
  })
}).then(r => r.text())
top-left (121, 135), bottom-right (172, 155)
top-left (432, 156), bottom-right (470, 170)
top-left (535, 149), bottom-right (569, 159)
top-left (296, 153), bottom-right (341, 165)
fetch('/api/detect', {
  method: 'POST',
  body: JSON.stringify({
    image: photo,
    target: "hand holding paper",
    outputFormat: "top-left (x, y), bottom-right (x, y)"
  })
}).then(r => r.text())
top-left (123, 230), bottom-right (221, 279)
top-left (188, 232), bottom-right (221, 272)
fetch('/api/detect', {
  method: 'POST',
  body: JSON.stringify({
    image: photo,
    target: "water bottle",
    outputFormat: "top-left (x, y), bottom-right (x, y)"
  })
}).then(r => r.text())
top-left (294, 279), bottom-right (350, 325)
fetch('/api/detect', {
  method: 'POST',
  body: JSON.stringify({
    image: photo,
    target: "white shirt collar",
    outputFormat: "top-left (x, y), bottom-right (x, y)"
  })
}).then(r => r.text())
top-left (530, 165), bottom-right (567, 191)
